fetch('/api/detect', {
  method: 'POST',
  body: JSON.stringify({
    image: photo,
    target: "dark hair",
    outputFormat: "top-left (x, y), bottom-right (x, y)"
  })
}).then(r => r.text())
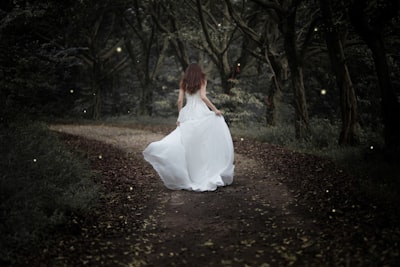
top-left (180, 63), bottom-right (206, 94)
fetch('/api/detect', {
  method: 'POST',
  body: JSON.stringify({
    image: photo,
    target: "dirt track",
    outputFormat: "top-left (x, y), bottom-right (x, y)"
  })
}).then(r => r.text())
top-left (31, 124), bottom-right (398, 266)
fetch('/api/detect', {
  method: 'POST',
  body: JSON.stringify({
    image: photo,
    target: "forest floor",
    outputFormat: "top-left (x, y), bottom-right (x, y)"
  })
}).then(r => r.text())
top-left (25, 123), bottom-right (399, 267)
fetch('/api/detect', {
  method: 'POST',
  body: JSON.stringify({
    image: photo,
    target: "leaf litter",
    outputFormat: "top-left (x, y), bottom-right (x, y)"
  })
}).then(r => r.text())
top-left (22, 124), bottom-right (400, 266)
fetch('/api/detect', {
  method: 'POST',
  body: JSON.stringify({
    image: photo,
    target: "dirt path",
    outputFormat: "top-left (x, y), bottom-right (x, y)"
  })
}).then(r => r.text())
top-left (34, 124), bottom-right (397, 266)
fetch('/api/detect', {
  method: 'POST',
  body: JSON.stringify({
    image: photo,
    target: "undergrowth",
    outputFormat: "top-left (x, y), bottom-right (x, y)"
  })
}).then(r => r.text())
top-left (232, 118), bottom-right (399, 213)
top-left (0, 121), bottom-right (98, 265)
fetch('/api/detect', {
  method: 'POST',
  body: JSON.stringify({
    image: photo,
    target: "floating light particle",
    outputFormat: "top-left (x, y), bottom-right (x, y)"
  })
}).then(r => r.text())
top-left (127, 110), bottom-right (130, 114)
top-left (237, 63), bottom-right (241, 67)
top-left (217, 23), bottom-right (221, 27)
top-left (98, 154), bottom-right (103, 159)
top-left (93, 93), bottom-right (96, 96)
top-left (314, 27), bottom-right (319, 32)
top-left (240, 138), bottom-right (244, 141)
top-left (370, 145), bottom-right (374, 150)
top-left (326, 189), bottom-right (329, 193)
top-left (116, 47), bottom-right (122, 53)
top-left (70, 89), bottom-right (74, 94)
top-left (83, 109), bottom-right (87, 113)
top-left (33, 158), bottom-right (37, 162)
top-left (129, 187), bottom-right (133, 191)
top-left (320, 89), bottom-right (327, 95)
top-left (332, 209), bottom-right (336, 213)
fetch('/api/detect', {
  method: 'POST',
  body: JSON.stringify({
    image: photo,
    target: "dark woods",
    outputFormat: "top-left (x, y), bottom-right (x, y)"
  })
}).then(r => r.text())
top-left (0, 0), bottom-right (399, 155)
top-left (1, 1), bottom-right (400, 265)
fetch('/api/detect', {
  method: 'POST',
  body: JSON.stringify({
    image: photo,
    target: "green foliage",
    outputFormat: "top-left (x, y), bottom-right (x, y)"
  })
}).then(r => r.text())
top-left (0, 121), bottom-right (98, 264)
top-left (0, 0), bottom-right (82, 122)
top-left (211, 86), bottom-right (266, 126)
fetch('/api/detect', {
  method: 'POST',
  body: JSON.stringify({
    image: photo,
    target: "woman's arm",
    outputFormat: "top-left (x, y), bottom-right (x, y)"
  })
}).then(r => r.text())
top-left (176, 87), bottom-right (185, 126)
top-left (200, 81), bottom-right (222, 116)
top-left (177, 87), bottom-right (184, 112)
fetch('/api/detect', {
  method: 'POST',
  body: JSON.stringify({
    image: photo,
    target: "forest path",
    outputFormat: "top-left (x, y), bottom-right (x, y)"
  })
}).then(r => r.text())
top-left (47, 124), bottom-right (313, 266)
top-left (27, 124), bottom-right (397, 266)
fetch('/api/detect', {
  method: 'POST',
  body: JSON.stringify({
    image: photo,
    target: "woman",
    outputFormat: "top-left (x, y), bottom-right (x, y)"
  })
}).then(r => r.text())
top-left (143, 63), bottom-right (234, 192)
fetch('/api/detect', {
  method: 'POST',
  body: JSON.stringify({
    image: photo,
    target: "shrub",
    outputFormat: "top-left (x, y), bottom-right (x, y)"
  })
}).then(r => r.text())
top-left (211, 86), bottom-right (266, 126)
top-left (0, 121), bottom-right (98, 265)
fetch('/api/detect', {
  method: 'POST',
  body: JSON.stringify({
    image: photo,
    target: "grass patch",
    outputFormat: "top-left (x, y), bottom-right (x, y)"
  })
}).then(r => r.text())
top-left (0, 121), bottom-right (98, 265)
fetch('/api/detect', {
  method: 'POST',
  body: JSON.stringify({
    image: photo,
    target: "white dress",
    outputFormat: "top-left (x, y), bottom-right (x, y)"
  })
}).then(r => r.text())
top-left (143, 91), bottom-right (234, 192)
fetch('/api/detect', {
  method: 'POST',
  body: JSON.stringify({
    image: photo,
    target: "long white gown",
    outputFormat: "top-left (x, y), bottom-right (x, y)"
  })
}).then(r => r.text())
top-left (143, 91), bottom-right (234, 192)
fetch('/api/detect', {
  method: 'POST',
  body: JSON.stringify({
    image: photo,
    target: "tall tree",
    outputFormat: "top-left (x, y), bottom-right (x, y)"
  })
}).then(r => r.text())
top-left (349, 0), bottom-right (400, 159)
top-left (193, 0), bottom-right (239, 94)
top-left (225, 0), bottom-right (287, 125)
top-left (76, 2), bottom-right (130, 119)
top-left (150, 1), bottom-right (190, 71)
top-left (250, 0), bottom-right (319, 138)
top-left (122, 0), bottom-right (168, 115)
top-left (319, 0), bottom-right (359, 145)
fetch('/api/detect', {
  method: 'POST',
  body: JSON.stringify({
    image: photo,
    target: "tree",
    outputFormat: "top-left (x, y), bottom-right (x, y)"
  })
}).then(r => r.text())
top-left (150, 1), bottom-right (190, 71)
top-left (249, 0), bottom-right (319, 139)
top-left (349, 0), bottom-right (400, 159)
top-left (319, 0), bottom-right (359, 145)
top-left (0, 0), bottom-right (83, 123)
top-left (193, 0), bottom-right (240, 94)
top-left (74, 1), bottom-right (130, 119)
top-left (225, 0), bottom-right (287, 126)
top-left (121, 0), bottom-right (168, 115)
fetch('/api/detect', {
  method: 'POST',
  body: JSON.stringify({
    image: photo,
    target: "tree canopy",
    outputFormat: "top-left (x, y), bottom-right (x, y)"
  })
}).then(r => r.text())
top-left (1, 0), bottom-right (399, 155)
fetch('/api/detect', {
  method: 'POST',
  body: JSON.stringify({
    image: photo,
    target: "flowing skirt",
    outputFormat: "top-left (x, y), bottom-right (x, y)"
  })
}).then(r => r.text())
top-left (143, 113), bottom-right (234, 192)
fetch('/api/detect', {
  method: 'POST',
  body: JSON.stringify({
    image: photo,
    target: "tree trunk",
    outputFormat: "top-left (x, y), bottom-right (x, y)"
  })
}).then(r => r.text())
top-left (139, 82), bottom-right (153, 116)
top-left (264, 49), bottom-right (283, 126)
top-left (369, 37), bottom-right (400, 157)
top-left (291, 67), bottom-right (309, 138)
top-left (338, 61), bottom-right (358, 146)
top-left (93, 88), bottom-right (102, 120)
top-left (319, 0), bottom-right (358, 145)
top-left (350, 0), bottom-right (400, 160)
top-left (92, 60), bottom-right (102, 120)
top-left (282, 8), bottom-right (309, 139)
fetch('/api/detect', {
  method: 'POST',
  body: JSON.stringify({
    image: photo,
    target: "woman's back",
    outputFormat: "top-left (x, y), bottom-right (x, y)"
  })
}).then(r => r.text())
top-left (143, 63), bottom-right (234, 192)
